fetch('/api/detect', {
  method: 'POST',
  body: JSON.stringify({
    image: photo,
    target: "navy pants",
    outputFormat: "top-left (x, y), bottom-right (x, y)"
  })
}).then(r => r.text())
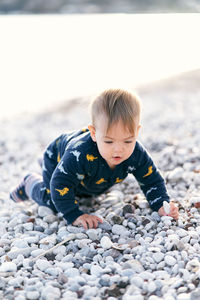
top-left (31, 181), bottom-right (57, 213)
top-left (31, 144), bottom-right (59, 213)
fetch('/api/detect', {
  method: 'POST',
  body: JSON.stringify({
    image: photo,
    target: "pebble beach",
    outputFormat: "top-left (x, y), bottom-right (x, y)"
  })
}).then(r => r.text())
top-left (0, 70), bottom-right (200, 300)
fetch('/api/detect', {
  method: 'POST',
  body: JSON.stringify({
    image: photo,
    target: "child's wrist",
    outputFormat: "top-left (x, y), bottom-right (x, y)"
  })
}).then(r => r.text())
top-left (63, 208), bottom-right (84, 224)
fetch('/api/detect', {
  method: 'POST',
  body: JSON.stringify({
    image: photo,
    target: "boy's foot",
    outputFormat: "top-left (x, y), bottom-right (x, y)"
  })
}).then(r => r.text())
top-left (10, 175), bottom-right (30, 203)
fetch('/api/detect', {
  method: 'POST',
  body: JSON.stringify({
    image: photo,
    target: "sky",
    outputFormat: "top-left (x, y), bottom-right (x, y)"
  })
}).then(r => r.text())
top-left (0, 13), bottom-right (200, 119)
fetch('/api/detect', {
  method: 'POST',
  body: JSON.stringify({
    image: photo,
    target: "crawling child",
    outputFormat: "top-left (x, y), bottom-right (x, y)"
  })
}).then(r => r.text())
top-left (10, 89), bottom-right (179, 229)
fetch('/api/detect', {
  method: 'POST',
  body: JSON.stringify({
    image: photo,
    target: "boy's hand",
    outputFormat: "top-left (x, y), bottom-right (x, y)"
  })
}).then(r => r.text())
top-left (158, 202), bottom-right (179, 220)
top-left (72, 214), bottom-right (103, 230)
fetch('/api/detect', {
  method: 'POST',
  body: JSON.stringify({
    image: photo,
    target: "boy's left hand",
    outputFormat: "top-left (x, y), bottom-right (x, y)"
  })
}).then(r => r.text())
top-left (158, 202), bottom-right (179, 220)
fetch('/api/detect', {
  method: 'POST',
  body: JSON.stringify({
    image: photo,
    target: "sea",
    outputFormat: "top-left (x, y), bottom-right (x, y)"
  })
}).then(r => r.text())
top-left (0, 13), bottom-right (200, 119)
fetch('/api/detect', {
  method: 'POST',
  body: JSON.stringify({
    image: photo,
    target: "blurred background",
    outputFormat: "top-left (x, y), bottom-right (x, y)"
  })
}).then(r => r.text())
top-left (0, 1), bottom-right (200, 119)
top-left (0, 0), bottom-right (200, 14)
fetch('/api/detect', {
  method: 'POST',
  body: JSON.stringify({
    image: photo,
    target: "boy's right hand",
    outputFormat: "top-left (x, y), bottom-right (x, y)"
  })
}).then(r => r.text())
top-left (72, 214), bottom-right (103, 230)
top-left (158, 202), bottom-right (179, 220)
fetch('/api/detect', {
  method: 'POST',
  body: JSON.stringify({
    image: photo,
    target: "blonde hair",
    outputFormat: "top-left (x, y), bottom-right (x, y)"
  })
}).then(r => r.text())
top-left (91, 89), bottom-right (141, 135)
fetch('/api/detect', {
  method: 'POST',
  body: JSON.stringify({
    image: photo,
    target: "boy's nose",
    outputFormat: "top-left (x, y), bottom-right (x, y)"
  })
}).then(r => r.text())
top-left (114, 143), bottom-right (123, 153)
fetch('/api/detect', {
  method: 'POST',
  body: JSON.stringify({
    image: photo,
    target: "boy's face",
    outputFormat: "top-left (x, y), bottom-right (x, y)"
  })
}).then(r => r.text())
top-left (88, 117), bottom-right (140, 169)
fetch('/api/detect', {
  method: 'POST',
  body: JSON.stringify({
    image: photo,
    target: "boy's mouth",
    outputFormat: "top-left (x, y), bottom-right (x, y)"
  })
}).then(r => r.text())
top-left (113, 156), bottom-right (122, 161)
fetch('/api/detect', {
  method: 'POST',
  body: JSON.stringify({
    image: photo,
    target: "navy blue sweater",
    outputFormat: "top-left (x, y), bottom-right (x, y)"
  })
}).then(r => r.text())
top-left (43, 128), bottom-right (170, 224)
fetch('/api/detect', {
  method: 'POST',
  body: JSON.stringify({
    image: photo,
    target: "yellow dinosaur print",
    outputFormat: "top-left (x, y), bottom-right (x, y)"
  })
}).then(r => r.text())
top-left (81, 180), bottom-right (85, 187)
top-left (115, 177), bottom-right (123, 183)
top-left (82, 128), bottom-right (87, 132)
top-left (96, 178), bottom-right (107, 184)
top-left (46, 188), bottom-right (50, 194)
top-left (19, 190), bottom-right (23, 195)
top-left (75, 200), bottom-right (78, 204)
top-left (143, 166), bottom-right (153, 178)
top-left (57, 152), bottom-right (61, 163)
top-left (56, 138), bottom-right (60, 147)
top-left (86, 154), bottom-right (98, 161)
top-left (55, 187), bottom-right (69, 196)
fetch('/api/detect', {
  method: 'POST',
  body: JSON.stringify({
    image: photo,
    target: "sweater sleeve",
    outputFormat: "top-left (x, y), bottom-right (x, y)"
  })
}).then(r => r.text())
top-left (131, 142), bottom-right (170, 211)
top-left (50, 149), bottom-right (88, 224)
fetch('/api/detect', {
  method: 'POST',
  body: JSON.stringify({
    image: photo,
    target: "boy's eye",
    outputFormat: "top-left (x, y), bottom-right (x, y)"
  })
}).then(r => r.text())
top-left (104, 141), bottom-right (113, 144)
top-left (125, 141), bottom-right (133, 144)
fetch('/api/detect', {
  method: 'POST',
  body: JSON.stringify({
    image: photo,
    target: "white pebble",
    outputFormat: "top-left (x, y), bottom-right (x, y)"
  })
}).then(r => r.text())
top-left (77, 239), bottom-right (91, 249)
top-left (23, 222), bottom-right (34, 231)
top-left (123, 259), bottom-right (144, 273)
top-left (123, 294), bottom-right (144, 300)
top-left (26, 291), bottom-right (40, 300)
top-left (176, 229), bottom-right (188, 238)
top-left (0, 262), bottom-right (17, 272)
top-left (35, 259), bottom-right (52, 272)
top-left (65, 267), bottom-right (80, 277)
top-left (190, 196), bottom-right (200, 205)
top-left (177, 293), bottom-right (191, 300)
top-left (130, 276), bottom-right (144, 288)
top-left (164, 255), bottom-right (177, 266)
top-left (112, 224), bottom-right (130, 236)
top-left (163, 201), bottom-right (171, 214)
top-left (168, 167), bottom-right (183, 182)
top-left (38, 206), bottom-right (54, 217)
top-left (86, 229), bottom-right (98, 240)
top-left (41, 286), bottom-right (61, 300)
top-left (12, 239), bottom-right (29, 249)
top-left (90, 264), bottom-right (104, 277)
top-left (148, 296), bottom-right (160, 300)
top-left (100, 236), bottom-right (113, 250)
top-left (148, 281), bottom-right (157, 293)
top-left (108, 190), bottom-right (124, 201)
top-left (152, 252), bottom-right (164, 263)
top-left (186, 258), bottom-right (200, 271)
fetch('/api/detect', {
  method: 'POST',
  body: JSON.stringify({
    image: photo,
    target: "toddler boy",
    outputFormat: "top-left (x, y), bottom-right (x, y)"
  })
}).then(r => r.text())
top-left (10, 89), bottom-right (179, 229)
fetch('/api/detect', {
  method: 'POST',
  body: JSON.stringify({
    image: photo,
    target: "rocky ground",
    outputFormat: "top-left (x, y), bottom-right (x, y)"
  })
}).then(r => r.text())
top-left (0, 69), bottom-right (200, 300)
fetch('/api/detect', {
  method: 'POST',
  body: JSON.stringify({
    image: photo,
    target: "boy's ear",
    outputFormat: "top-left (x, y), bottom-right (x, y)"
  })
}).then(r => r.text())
top-left (88, 125), bottom-right (97, 142)
top-left (136, 124), bottom-right (141, 138)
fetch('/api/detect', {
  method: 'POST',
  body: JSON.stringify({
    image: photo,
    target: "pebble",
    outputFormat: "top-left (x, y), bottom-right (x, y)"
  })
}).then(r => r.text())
top-left (186, 259), bottom-right (200, 272)
top-left (38, 206), bottom-right (54, 217)
top-left (12, 239), bottom-right (29, 249)
top-left (123, 294), bottom-right (144, 300)
top-left (191, 289), bottom-right (200, 300)
top-left (163, 201), bottom-right (171, 214)
top-left (23, 222), bottom-right (34, 231)
top-left (100, 236), bottom-right (113, 250)
top-left (26, 291), bottom-right (40, 300)
top-left (148, 281), bottom-right (157, 293)
top-left (7, 247), bottom-right (37, 259)
top-left (112, 224), bottom-right (130, 236)
top-left (77, 238), bottom-right (91, 249)
top-left (90, 265), bottom-right (104, 277)
top-left (65, 268), bottom-right (80, 277)
top-left (152, 252), bottom-right (164, 263)
top-left (86, 229), bottom-right (99, 241)
top-left (168, 167), bottom-right (184, 182)
top-left (122, 260), bottom-right (144, 273)
top-left (0, 262), bottom-right (17, 272)
top-left (31, 249), bottom-right (45, 258)
top-left (35, 259), bottom-right (52, 272)
top-left (41, 286), bottom-right (61, 300)
top-left (176, 228), bottom-right (188, 238)
top-left (98, 221), bottom-right (112, 231)
top-left (164, 255), bottom-right (177, 266)
top-left (177, 293), bottom-right (191, 300)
